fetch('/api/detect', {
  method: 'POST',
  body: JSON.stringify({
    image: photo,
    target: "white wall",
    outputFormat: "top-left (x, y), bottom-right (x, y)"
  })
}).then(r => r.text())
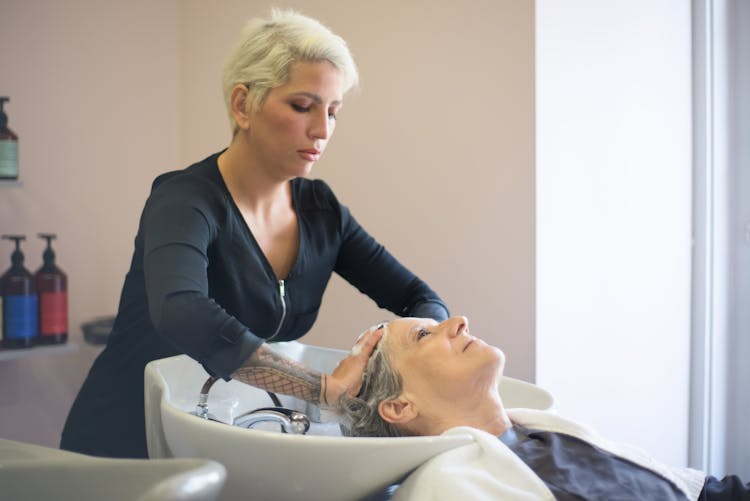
top-left (536, 0), bottom-right (693, 466)
top-left (726, 0), bottom-right (750, 477)
top-left (691, 0), bottom-right (750, 478)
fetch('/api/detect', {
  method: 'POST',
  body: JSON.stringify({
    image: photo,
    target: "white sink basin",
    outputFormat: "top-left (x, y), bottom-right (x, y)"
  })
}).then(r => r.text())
top-left (145, 342), bottom-right (554, 501)
top-left (0, 438), bottom-right (226, 500)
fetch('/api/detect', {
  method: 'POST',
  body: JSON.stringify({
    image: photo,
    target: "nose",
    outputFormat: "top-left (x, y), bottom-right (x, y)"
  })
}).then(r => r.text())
top-left (444, 316), bottom-right (469, 338)
top-left (309, 110), bottom-right (332, 141)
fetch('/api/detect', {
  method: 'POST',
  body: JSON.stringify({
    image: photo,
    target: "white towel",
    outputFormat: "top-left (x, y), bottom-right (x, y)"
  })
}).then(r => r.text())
top-left (393, 408), bottom-right (706, 501)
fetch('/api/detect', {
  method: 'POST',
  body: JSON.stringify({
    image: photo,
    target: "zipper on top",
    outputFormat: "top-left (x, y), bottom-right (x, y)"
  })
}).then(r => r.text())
top-left (267, 279), bottom-right (287, 342)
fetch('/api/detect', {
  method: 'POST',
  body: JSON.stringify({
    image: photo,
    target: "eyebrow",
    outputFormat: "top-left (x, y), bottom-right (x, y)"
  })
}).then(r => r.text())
top-left (406, 321), bottom-right (439, 345)
top-left (406, 324), bottom-right (425, 346)
top-left (291, 91), bottom-right (342, 107)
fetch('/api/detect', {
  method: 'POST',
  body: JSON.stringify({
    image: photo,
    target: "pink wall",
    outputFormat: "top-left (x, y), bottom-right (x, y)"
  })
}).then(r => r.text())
top-left (0, 0), bottom-right (534, 448)
top-left (0, 0), bottom-right (181, 446)
top-left (178, 0), bottom-right (536, 375)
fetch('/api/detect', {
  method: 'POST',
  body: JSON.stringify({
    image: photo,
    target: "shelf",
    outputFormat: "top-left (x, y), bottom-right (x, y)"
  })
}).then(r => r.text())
top-left (0, 342), bottom-right (78, 362)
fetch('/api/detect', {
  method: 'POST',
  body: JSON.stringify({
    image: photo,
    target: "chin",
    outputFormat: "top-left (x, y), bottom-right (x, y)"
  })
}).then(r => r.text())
top-left (280, 159), bottom-right (314, 179)
top-left (487, 345), bottom-right (506, 377)
top-left (469, 346), bottom-right (505, 389)
top-left (286, 168), bottom-right (312, 180)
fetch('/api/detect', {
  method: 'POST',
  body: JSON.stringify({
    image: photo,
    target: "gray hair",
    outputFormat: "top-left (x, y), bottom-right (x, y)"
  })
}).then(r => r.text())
top-left (339, 326), bottom-right (412, 437)
top-left (222, 9), bottom-right (359, 134)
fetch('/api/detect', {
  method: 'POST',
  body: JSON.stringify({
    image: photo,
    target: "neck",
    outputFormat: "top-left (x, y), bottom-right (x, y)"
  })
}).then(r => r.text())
top-left (218, 139), bottom-right (290, 214)
top-left (421, 390), bottom-right (512, 437)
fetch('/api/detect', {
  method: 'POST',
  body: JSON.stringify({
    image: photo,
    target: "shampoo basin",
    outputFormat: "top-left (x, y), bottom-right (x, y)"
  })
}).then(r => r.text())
top-left (145, 342), bottom-right (554, 501)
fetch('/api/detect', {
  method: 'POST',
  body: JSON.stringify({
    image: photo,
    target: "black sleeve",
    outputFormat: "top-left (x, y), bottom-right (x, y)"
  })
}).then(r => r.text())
top-left (141, 177), bottom-right (264, 379)
top-left (327, 185), bottom-right (449, 321)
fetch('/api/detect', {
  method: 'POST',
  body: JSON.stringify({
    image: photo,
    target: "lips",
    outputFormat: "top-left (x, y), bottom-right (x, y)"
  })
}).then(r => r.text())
top-left (298, 148), bottom-right (321, 162)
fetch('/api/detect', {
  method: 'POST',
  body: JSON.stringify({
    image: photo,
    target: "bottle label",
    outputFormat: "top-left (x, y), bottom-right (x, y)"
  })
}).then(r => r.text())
top-left (40, 292), bottom-right (68, 335)
top-left (3, 294), bottom-right (38, 339)
top-left (0, 139), bottom-right (19, 178)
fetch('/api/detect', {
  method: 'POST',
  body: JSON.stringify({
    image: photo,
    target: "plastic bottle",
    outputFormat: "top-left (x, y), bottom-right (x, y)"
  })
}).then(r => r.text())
top-left (1, 235), bottom-right (37, 348)
top-left (35, 234), bottom-right (68, 344)
top-left (0, 97), bottom-right (19, 180)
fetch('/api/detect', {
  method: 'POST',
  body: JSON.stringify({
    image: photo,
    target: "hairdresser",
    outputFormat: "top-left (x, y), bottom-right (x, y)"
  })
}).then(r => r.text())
top-left (61, 10), bottom-right (448, 458)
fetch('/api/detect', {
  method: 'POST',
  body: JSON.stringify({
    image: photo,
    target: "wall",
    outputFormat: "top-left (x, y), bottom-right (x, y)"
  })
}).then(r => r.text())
top-left (177, 0), bottom-right (537, 377)
top-left (0, 0), bottom-right (181, 446)
top-left (536, 0), bottom-right (693, 466)
top-left (691, 0), bottom-right (750, 478)
top-left (726, 0), bottom-right (750, 477)
top-left (0, 0), bottom-right (535, 447)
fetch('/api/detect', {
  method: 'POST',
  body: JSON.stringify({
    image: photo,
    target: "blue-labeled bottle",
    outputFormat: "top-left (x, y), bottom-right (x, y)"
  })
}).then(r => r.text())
top-left (1, 235), bottom-right (38, 349)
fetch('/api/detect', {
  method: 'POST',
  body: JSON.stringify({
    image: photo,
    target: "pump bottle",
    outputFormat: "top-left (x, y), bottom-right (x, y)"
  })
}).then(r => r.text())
top-left (0, 97), bottom-right (19, 180)
top-left (35, 233), bottom-right (67, 344)
top-left (1, 235), bottom-right (37, 348)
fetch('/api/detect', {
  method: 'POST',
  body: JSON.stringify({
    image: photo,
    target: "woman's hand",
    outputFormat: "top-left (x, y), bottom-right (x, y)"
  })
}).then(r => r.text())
top-left (321, 325), bottom-right (384, 407)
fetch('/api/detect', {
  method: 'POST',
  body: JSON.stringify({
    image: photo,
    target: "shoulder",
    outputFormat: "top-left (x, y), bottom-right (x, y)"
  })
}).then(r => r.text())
top-left (394, 427), bottom-right (554, 500)
top-left (293, 177), bottom-right (342, 212)
top-left (142, 153), bottom-right (231, 233)
top-left (508, 408), bottom-right (614, 446)
top-left (147, 153), bottom-right (228, 210)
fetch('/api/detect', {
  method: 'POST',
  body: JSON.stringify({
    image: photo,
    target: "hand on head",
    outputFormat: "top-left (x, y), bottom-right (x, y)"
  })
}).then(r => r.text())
top-left (322, 324), bottom-right (385, 407)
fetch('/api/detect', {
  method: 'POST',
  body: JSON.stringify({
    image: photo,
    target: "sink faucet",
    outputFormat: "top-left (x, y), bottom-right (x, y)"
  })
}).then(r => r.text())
top-left (192, 376), bottom-right (220, 420)
top-left (233, 407), bottom-right (310, 434)
top-left (190, 376), bottom-right (310, 434)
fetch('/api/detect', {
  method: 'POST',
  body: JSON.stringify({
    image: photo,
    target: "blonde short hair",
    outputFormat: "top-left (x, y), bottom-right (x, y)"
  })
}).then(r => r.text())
top-left (222, 9), bottom-right (359, 133)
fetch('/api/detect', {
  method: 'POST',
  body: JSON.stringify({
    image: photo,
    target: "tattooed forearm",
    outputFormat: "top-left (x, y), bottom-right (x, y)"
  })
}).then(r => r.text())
top-left (231, 344), bottom-right (323, 404)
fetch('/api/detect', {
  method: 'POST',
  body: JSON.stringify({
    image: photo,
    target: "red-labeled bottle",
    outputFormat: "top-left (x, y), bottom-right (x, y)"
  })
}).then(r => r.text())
top-left (35, 233), bottom-right (67, 344)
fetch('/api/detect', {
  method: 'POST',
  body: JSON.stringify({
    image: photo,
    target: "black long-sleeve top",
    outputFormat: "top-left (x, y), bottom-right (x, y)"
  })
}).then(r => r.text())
top-left (61, 151), bottom-right (448, 458)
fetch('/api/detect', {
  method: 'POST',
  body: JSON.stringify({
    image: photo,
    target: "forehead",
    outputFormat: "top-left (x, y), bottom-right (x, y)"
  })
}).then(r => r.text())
top-left (385, 317), bottom-right (438, 351)
top-left (280, 61), bottom-right (343, 99)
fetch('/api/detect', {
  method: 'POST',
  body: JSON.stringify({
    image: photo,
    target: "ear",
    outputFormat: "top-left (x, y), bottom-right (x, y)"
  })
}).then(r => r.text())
top-left (378, 395), bottom-right (417, 426)
top-left (229, 83), bottom-right (252, 131)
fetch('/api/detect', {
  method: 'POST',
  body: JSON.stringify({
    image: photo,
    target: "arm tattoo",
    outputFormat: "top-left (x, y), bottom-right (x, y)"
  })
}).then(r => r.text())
top-left (231, 344), bottom-right (323, 404)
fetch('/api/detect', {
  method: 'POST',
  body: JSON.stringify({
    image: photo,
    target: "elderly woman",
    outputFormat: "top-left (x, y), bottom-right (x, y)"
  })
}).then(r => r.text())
top-left (341, 316), bottom-right (749, 501)
top-left (61, 10), bottom-right (447, 459)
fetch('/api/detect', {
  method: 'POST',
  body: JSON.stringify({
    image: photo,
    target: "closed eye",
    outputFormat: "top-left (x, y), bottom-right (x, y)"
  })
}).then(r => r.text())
top-left (291, 103), bottom-right (337, 121)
